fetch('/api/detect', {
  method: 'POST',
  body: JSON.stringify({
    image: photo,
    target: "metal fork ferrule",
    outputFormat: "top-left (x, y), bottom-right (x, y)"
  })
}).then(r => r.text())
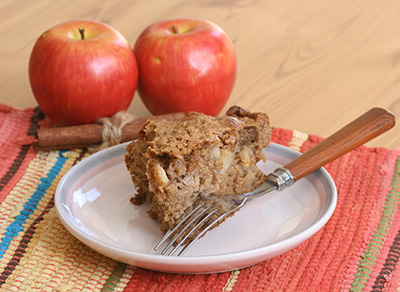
top-left (265, 167), bottom-right (295, 191)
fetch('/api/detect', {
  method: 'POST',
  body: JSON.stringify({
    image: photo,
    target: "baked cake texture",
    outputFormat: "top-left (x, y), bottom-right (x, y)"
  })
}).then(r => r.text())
top-left (124, 106), bottom-right (273, 232)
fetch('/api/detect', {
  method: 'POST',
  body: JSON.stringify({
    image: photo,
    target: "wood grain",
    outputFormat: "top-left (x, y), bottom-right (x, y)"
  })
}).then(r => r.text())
top-left (1, 0), bottom-right (399, 148)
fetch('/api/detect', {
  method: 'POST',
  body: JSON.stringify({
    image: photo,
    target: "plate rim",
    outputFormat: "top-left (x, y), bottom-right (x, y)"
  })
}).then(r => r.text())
top-left (55, 142), bottom-right (337, 273)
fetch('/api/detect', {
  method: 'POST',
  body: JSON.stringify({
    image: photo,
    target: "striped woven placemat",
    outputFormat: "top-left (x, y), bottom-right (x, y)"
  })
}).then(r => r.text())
top-left (0, 104), bottom-right (399, 292)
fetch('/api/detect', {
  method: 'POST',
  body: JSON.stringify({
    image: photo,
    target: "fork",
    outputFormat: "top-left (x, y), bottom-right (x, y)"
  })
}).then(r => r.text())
top-left (154, 107), bottom-right (395, 256)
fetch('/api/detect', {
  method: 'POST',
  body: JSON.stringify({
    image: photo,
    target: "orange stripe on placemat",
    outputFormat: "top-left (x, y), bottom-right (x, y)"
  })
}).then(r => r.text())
top-left (122, 268), bottom-right (231, 292)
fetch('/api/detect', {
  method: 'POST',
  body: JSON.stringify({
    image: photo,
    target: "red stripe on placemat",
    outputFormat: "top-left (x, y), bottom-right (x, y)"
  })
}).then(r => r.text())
top-left (0, 105), bottom-right (44, 203)
top-left (271, 128), bottom-right (293, 147)
top-left (122, 268), bottom-right (231, 292)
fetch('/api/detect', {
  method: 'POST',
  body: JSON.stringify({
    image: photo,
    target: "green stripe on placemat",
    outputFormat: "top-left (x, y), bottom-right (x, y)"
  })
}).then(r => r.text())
top-left (351, 156), bottom-right (400, 292)
top-left (101, 262), bottom-right (127, 291)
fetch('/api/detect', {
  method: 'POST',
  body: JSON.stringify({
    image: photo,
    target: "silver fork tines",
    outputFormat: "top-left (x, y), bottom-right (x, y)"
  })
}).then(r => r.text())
top-left (154, 168), bottom-right (292, 256)
top-left (154, 203), bottom-right (206, 253)
top-left (160, 203), bottom-right (215, 255)
top-left (154, 197), bottom-right (249, 256)
top-left (168, 207), bottom-right (219, 256)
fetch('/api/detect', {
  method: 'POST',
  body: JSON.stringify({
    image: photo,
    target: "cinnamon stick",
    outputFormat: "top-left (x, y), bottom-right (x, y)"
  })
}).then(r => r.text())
top-left (33, 112), bottom-right (185, 151)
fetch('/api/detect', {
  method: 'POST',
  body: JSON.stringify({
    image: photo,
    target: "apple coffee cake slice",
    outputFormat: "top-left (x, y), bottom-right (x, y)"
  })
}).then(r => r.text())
top-left (124, 105), bottom-right (273, 233)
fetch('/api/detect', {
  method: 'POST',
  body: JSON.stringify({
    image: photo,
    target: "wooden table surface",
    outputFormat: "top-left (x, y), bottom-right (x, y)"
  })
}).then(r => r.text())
top-left (1, 0), bottom-right (399, 148)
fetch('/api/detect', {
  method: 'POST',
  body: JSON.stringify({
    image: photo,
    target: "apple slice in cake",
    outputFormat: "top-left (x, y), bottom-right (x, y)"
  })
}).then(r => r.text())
top-left (124, 105), bottom-right (273, 233)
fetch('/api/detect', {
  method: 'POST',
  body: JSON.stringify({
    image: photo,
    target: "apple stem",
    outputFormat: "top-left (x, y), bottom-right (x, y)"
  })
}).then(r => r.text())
top-left (79, 27), bottom-right (85, 40)
top-left (171, 25), bottom-right (179, 34)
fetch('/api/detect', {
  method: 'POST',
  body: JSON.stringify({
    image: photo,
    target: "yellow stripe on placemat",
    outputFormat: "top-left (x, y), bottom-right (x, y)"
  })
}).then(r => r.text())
top-left (0, 149), bottom-right (122, 291)
top-left (222, 270), bottom-right (240, 292)
top-left (0, 151), bottom-right (52, 274)
top-left (0, 150), bottom-right (75, 290)
top-left (0, 151), bottom-right (50, 223)
top-left (118, 265), bottom-right (138, 290)
top-left (7, 207), bottom-right (117, 291)
top-left (288, 130), bottom-right (308, 152)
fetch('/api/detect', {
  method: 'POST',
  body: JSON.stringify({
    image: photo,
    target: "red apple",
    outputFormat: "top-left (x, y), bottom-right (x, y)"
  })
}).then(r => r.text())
top-left (133, 18), bottom-right (236, 116)
top-left (29, 20), bottom-right (138, 126)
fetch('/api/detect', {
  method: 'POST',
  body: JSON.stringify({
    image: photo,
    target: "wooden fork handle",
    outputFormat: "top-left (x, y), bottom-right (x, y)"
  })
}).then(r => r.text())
top-left (283, 108), bottom-right (396, 182)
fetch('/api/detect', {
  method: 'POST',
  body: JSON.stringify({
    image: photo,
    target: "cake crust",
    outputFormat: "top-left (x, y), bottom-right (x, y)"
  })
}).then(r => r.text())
top-left (125, 106), bottom-right (273, 232)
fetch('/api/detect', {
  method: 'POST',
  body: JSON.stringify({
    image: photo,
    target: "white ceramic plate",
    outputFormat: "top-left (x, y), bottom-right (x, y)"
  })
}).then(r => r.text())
top-left (55, 142), bottom-right (337, 274)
